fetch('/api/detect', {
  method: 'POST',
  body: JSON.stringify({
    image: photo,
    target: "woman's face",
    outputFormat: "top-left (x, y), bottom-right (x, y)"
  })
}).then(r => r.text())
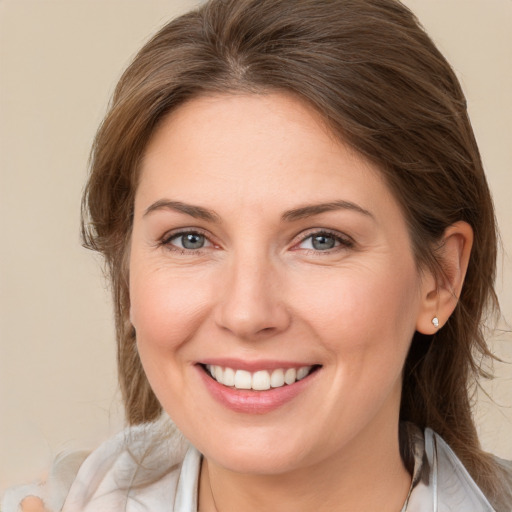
top-left (130, 93), bottom-right (433, 474)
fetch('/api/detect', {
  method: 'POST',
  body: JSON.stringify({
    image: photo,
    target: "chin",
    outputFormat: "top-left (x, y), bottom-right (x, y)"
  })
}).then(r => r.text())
top-left (194, 427), bottom-right (318, 475)
top-left (211, 449), bottom-right (308, 475)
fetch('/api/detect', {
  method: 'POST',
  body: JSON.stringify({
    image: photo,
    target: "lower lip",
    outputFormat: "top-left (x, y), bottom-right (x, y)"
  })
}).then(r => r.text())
top-left (197, 365), bottom-right (319, 414)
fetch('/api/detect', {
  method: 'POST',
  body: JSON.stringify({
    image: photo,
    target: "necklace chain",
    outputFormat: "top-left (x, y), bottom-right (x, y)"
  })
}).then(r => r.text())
top-left (207, 462), bottom-right (220, 512)
top-left (206, 462), bottom-right (410, 512)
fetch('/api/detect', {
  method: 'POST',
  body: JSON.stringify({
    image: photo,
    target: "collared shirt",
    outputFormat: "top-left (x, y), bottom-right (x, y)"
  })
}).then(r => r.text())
top-left (3, 416), bottom-right (511, 511)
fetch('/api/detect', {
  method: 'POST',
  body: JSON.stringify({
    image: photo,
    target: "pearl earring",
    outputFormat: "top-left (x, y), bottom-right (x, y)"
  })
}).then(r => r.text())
top-left (432, 317), bottom-right (439, 328)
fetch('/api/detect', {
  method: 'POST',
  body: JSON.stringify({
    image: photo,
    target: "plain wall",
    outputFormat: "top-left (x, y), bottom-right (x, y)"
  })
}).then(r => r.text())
top-left (1, 0), bottom-right (511, 491)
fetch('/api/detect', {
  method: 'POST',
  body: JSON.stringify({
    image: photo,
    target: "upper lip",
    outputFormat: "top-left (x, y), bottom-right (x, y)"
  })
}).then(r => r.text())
top-left (198, 358), bottom-right (320, 372)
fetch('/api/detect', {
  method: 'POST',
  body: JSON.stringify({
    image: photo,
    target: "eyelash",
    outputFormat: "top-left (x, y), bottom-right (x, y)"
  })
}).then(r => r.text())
top-left (159, 228), bottom-right (354, 255)
top-left (159, 228), bottom-right (213, 255)
top-left (292, 229), bottom-right (354, 255)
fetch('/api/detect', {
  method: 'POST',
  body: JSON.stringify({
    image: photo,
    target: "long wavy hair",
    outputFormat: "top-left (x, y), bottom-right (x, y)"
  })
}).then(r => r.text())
top-left (81, 0), bottom-right (508, 504)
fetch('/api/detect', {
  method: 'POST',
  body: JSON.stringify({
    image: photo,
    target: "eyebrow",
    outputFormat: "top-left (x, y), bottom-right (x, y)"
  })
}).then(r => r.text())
top-left (282, 201), bottom-right (374, 222)
top-left (143, 200), bottom-right (221, 223)
top-left (143, 199), bottom-right (373, 223)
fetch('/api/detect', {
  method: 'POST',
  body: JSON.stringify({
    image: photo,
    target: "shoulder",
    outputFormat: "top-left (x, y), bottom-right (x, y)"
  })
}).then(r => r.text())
top-left (406, 425), bottom-right (512, 512)
top-left (62, 414), bottom-right (195, 511)
top-left (494, 456), bottom-right (512, 511)
top-left (1, 451), bottom-right (89, 512)
top-left (2, 415), bottom-right (196, 512)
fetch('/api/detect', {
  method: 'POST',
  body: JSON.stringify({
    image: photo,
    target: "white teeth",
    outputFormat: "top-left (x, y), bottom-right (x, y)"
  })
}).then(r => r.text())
top-left (206, 365), bottom-right (313, 390)
top-left (223, 367), bottom-right (235, 387)
top-left (234, 370), bottom-right (252, 389)
top-left (284, 368), bottom-right (297, 385)
top-left (296, 367), bottom-right (309, 380)
top-left (252, 370), bottom-right (271, 391)
top-left (270, 369), bottom-right (285, 388)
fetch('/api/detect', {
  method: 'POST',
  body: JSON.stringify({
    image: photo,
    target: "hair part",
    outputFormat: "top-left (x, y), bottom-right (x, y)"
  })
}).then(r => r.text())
top-left (81, 0), bottom-right (506, 504)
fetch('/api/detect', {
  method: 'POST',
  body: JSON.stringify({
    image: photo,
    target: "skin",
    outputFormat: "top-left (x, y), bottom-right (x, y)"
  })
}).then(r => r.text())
top-left (129, 92), bottom-right (473, 511)
top-left (18, 92), bottom-right (473, 512)
top-left (20, 497), bottom-right (47, 512)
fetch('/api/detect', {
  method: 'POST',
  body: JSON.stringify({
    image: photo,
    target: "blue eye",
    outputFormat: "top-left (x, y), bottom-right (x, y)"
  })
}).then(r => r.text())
top-left (166, 232), bottom-right (211, 250)
top-left (311, 234), bottom-right (337, 250)
top-left (298, 232), bottom-right (350, 251)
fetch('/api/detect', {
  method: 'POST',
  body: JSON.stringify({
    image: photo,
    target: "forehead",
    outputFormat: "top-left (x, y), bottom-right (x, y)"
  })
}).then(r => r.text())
top-left (134, 92), bottom-right (404, 230)
top-left (141, 92), bottom-right (341, 173)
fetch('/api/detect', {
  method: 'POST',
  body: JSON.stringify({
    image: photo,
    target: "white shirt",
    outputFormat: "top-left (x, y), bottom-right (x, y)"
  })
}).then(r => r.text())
top-left (3, 415), bottom-right (511, 512)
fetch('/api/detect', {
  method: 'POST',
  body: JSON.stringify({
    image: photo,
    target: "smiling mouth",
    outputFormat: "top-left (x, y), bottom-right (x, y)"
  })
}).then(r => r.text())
top-left (201, 364), bottom-right (321, 391)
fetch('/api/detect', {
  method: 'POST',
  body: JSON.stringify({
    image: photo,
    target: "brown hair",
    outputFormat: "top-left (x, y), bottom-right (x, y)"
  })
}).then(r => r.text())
top-left (82, 0), bottom-right (507, 503)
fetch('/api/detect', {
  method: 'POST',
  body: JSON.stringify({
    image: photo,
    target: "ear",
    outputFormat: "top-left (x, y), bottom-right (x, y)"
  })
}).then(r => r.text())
top-left (416, 221), bottom-right (473, 334)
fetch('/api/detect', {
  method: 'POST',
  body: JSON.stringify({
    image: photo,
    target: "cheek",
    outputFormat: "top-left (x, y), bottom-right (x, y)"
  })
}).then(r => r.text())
top-left (292, 262), bottom-right (421, 357)
top-left (129, 265), bottom-right (213, 353)
top-left (128, 265), bottom-right (215, 411)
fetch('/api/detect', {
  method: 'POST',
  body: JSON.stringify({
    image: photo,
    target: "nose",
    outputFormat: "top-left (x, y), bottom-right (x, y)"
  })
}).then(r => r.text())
top-left (214, 253), bottom-right (291, 340)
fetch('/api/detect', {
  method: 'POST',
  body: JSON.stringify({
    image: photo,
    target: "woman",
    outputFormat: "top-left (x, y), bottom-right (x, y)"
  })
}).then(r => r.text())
top-left (6, 0), bottom-right (512, 510)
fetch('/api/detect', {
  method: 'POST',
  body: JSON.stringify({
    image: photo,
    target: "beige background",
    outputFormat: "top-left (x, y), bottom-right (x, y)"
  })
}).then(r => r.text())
top-left (0, 0), bottom-right (511, 492)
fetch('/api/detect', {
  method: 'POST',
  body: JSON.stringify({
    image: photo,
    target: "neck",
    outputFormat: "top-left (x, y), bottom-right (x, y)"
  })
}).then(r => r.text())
top-left (198, 418), bottom-right (411, 512)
